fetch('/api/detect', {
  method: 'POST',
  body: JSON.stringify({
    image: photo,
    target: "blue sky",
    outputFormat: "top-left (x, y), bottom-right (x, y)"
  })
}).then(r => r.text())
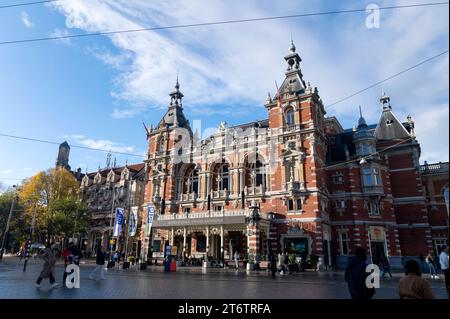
top-left (0, 0), bottom-right (448, 186)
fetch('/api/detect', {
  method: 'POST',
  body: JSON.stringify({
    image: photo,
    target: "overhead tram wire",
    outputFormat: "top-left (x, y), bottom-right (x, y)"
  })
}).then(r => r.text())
top-left (0, 2), bottom-right (448, 45)
top-left (0, 133), bottom-right (145, 158)
top-left (325, 50), bottom-right (449, 110)
top-left (0, 0), bottom-right (59, 9)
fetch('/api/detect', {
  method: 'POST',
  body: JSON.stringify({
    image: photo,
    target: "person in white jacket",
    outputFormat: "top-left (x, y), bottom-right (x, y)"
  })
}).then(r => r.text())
top-left (439, 246), bottom-right (449, 291)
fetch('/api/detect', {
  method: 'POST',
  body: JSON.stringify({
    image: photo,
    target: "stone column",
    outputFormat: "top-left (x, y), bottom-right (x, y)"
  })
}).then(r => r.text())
top-left (183, 227), bottom-right (187, 261)
top-left (198, 173), bottom-right (205, 199)
top-left (239, 168), bottom-right (245, 195)
top-left (206, 173), bottom-right (211, 196)
top-left (204, 227), bottom-right (210, 267)
top-left (220, 226), bottom-right (224, 261)
top-left (246, 224), bottom-right (260, 265)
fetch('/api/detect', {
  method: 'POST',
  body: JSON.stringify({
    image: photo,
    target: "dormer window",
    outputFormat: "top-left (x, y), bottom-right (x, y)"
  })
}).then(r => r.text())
top-left (386, 119), bottom-right (394, 125)
top-left (362, 167), bottom-right (381, 186)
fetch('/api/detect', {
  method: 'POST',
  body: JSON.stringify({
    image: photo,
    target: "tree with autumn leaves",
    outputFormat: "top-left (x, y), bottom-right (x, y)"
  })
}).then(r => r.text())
top-left (17, 167), bottom-right (89, 248)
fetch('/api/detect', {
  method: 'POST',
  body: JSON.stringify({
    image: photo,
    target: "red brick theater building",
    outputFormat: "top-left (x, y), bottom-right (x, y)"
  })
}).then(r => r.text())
top-left (139, 40), bottom-right (449, 269)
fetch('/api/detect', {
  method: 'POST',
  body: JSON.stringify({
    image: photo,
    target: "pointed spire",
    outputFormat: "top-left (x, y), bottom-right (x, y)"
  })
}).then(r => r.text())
top-left (175, 71), bottom-right (180, 91)
top-left (380, 90), bottom-right (391, 111)
top-left (169, 73), bottom-right (184, 107)
top-left (265, 92), bottom-right (272, 105)
top-left (358, 105), bottom-right (367, 129)
top-left (284, 37), bottom-right (302, 75)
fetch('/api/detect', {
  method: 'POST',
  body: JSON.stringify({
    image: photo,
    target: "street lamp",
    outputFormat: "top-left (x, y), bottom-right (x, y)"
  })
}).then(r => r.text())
top-left (0, 185), bottom-right (17, 261)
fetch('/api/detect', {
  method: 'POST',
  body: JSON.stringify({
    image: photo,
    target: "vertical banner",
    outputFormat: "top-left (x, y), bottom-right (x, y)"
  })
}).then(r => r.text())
top-left (129, 207), bottom-right (138, 237)
top-left (113, 208), bottom-right (124, 237)
top-left (146, 205), bottom-right (155, 236)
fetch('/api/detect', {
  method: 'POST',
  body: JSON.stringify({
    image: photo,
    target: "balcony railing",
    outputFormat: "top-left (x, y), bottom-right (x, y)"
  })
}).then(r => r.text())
top-left (156, 209), bottom-right (249, 221)
top-left (420, 162), bottom-right (449, 175)
top-left (179, 192), bottom-right (198, 201)
top-left (245, 185), bottom-right (266, 196)
top-left (211, 189), bottom-right (230, 199)
top-left (362, 185), bottom-right (384, 195)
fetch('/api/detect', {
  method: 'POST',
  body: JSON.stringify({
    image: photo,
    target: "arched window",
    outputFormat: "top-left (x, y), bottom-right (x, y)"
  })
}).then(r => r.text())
top-left (247, 160), bottom-right (266, 187)
top-left (286, 109), bottom-right (295, 126)
top-left (215, 163), bottom-right (229, 191)
top-left (184, 167), bottom-right (199, 194)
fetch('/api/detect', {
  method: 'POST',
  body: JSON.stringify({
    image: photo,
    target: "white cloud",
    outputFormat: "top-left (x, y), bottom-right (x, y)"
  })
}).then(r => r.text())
top-left (2, 170), bottom-right (13, 174)
top-left (50, 28), bottom-right (72, 45)
top-left (51, 0), bottom-right (449, 161)
top-left (68, 134), bottom-right (136, 154)
top-left (23, 168), bottom-right (32, 171)
top-left (21, 11), bottom-right (34, 28)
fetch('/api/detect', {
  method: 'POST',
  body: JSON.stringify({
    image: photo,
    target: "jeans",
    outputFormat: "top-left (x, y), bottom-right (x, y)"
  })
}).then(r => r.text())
top-left (428, 263), bottom-right (437, 276)
top-left (381, 267), bottom-right (392, 278)
top-left (90, 264), bottom-right (106, 279)
top-left (443, 269), bottom-right (449, 290)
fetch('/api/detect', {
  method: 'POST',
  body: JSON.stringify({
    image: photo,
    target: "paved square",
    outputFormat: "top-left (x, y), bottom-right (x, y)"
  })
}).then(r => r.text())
top-left (0, 257), bottom-right (448, 299)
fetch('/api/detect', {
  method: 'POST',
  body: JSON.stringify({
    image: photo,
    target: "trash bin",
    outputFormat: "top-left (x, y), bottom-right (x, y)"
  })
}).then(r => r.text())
top-left (170, 260), bottom-right (176, 272)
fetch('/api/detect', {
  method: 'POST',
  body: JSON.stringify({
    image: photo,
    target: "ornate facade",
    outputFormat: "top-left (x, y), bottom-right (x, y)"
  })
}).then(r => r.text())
top-left (79, 163), bottom-right (146, 256)
top-left (139, 40), bottom-right (449, 269)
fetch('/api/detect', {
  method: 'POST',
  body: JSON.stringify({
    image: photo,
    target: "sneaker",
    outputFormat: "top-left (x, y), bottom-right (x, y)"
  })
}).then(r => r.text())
top-left (35, 283), bottom-right (42, 288)
top-left (434, 275), bottom-right (439, 279)
top-left (52, 283), bottom-right (59, 289)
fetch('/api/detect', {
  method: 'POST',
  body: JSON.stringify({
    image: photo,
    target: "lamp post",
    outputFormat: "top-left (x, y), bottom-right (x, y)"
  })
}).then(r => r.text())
top-left (23, 205), bottom-right (37, 272)
top-left (108, 186), bottom-right (116, 261)
top-left (444, 187), bottom-right (449, 249)
top-left (0, 185), bottom-right (17, 261)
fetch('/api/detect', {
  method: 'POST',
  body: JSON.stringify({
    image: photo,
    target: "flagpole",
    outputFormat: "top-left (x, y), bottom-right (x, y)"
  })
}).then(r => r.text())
top-left (109, 187), bottom-right (116, 261)
top-left (124, 180), bottom-right (134, 261)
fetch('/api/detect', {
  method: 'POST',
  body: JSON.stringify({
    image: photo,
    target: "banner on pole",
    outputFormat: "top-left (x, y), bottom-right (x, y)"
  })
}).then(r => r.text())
top-left (129, 207), bottom-right (138, 237)
top-left (146, 205), bottom-right (155, 236)
top-left (113, 208), bottom-right (124, 237)
top-left (369, 226), bottom-right (385, 242)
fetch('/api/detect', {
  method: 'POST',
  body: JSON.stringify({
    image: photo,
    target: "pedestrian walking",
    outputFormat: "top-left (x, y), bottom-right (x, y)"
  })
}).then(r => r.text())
top-left (439, 246), bottom-right (449, 291)
top-left (380, 254), bottom-right (393, 278)
top-left (89, 246), bottom-right (106, 280)
top-left (399, 260), bottom-right (434, 299)
top-left (233, 251), bottom-right (239, 270)
top-left (35, 242), bottom-right (58, 289)
top-left (269, 252), bottom-right (277, 278)
top-left (426, 253), bottom-right (438, 279)
top-left (344, 247), bottom-right (375, 300)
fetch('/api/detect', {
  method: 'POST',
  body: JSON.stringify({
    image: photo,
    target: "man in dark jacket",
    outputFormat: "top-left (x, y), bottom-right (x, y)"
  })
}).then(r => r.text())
top-left (345, 247), bottom-right (375, 300)
top-left (89, 246), bottom-right (106, 280)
